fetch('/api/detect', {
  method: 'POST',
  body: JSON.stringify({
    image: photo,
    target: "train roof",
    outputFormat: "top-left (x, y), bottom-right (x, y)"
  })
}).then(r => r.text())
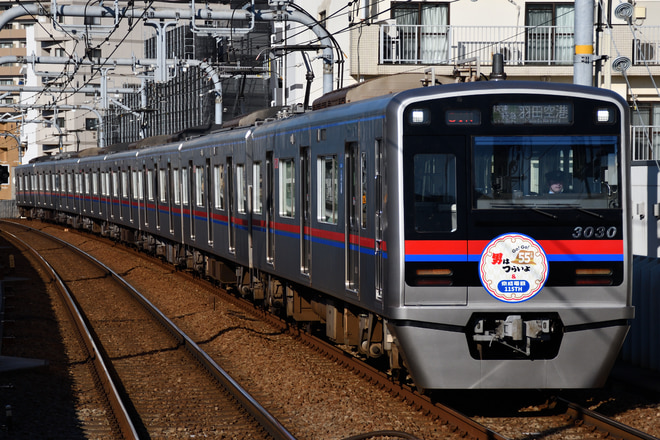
top-left (312, 73), bottom-right (458, 110)
top-left (18, 77), bottom-right (629, 169)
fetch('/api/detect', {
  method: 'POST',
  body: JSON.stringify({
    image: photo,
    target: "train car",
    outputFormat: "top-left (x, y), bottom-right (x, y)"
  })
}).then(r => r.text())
top-left (15, 79), bottom-right (633, 389)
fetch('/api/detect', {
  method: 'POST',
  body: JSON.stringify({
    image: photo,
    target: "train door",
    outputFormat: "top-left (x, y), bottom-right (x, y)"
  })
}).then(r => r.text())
top-left (171, 165), bottom-right (184, 242)
top-left (121, 167), bottom-right (128, 221)
top-left (95, 169), bottom-right (101, 217)
top-left (345, 142), bottom-right (361, 294)
top-left (186, 162), bottom-right (195, 239)
top-left (167, 163), bottom-right (173, 234)
top-left (375, 139), bottom-right (385, 301)
top-left (80, 171), bottom-right (86, 213)
top-left (155, 164), bottom-right (161, 230)
top-left (110, 169), bottom-right (117, 220)
top-left (300, 146), bottom-right (311, 276)
top-left (266, 152), bottom-right (275, 264)
top-left (140, 165), bottom-right (147, 229)
top-left (128, 167), bottom-right (134, 223)
top-left (206, 158), bottom-right (213, 244)
top-left (227, 157), bottom-right (235, 252)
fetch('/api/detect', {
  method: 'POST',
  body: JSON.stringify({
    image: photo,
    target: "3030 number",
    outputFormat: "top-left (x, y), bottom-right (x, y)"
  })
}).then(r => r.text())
top-left (572, 226), bottom-right (617, 239)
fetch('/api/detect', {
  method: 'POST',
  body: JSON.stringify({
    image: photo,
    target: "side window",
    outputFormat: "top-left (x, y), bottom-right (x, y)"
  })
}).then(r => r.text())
top-left (121, 171), bottom-right (128, 198)
top-left (236, 164), bottom-right (246, 213)
top-left (103, 172), bottom-right (109, 197)
top-left (253, 162), bottom-right (262, 214)
top-left (317, 155), bottom-right (338, 224)
top-left (279, 158), bottom-right (295, 218)
top-left (93, 171), bottom-right (99, 196)
top-left (181, 167), bottom-right (189, 205)
top-left (195, 166), bottom-right (204, 207)
top-left (147, 169), bottom-right (154, 201)
top-left (131, 170), bottom-right (138, 200)
top-left (159, 169), bottom-right (167, 203)
top-left (173, 168), bottom-right (181, 205)
top-left (214, 164), bottom-right (225, 210)
top-left (413, 153), bottom-right (457, 232)
top-left (138, 169), bottom-right (144, 201)
top-left (112, 171), bottom-right (118, 198)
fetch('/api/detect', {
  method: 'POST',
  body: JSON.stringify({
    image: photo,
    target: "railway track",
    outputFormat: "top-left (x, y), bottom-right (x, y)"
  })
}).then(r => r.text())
top-left (2, 219), bottom-right (658, 440)
top-left (0, 221), bottom-right (295, 440)
top-left (556, 397), bottom-right (659, 440)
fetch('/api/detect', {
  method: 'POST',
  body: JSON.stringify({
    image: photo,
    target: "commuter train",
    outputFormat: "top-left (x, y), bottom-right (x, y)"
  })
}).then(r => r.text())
top-left (15, 78), bottom-right (634, 389)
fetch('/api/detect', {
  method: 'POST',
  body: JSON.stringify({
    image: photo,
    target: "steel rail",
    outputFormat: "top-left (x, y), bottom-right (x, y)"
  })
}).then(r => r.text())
top-left (5, 222), bottom-right (297, 440)
top-left (181, 270), bottom-right (511, 440)
top-left (557, 397), bottom-right (658, 440)
top-left (0, 225), bottom-right (139, 440)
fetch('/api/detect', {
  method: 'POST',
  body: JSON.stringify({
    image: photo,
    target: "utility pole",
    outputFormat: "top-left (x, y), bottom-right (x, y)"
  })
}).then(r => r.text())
top-left (574, 0), bottom-right (595, 86)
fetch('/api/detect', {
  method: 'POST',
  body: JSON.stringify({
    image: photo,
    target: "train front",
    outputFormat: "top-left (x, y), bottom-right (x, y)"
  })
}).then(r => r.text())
top-left (386, 82), bottom-right (633, 389)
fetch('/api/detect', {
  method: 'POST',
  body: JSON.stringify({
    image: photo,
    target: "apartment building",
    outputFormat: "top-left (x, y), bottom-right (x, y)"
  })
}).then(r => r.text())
top-left (284, 1), bottom-right (659, 157)
top-left (5, 1), bottom-right (660, 161)
top-left (0, 3), bottom-right (31, 200)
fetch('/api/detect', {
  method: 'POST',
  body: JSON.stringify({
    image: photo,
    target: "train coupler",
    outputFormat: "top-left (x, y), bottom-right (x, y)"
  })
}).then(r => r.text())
top-left (467, 313), bottom-right (563, 360)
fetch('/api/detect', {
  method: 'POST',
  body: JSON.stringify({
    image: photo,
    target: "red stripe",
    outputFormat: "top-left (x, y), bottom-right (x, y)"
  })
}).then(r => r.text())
top-left (538, 239), bottom-right (623, 254)
top-left (406, 240), bottom-right (468, 254)
top-left (409, 239), bottom-right (623, 255)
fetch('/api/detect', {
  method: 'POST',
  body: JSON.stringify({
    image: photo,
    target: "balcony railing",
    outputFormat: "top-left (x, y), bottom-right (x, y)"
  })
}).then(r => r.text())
top-left (379, 24), bottom-right (575, 65)
top-left (632, 125), bottom-right (660, 161)
top-left (633, 27), bottom-right (660, 65)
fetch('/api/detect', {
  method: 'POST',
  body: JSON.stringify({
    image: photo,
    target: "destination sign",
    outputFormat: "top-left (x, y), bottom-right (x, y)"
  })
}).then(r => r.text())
top-left (492, 103), bottom-right (573, 125)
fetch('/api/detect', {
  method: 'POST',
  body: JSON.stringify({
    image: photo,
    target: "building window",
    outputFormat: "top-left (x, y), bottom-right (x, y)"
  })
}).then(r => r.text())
top-left (391, 2), bottom-right (448, 63)
top-left (85, 118), bottom-right (97, 130)
top-left (525, 3), bottom-right (574, 64)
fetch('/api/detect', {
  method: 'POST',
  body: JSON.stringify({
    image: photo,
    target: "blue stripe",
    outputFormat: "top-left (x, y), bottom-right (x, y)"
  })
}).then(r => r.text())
top-left (474, 135), bottom-right (618, 146)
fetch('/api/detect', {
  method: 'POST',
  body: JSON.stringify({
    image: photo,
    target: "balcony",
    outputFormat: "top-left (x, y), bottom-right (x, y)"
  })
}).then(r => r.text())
top-left (633, 27), bottom-right (660, 65)
top-left (377, 23), bottom-right (660, 68)
top-left (379, 23), bottom-right (575, 66)
top-left (632, 126), bottom-right (660, 161)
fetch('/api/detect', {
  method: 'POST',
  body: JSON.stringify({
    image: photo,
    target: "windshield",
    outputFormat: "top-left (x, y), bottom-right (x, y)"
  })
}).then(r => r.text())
top-left (473, 135), bottom-right (620, 210)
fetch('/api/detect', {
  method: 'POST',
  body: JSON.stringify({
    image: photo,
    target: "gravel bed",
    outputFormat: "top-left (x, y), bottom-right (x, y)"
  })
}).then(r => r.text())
top-left (5, 221), bottom-right (660, 440)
